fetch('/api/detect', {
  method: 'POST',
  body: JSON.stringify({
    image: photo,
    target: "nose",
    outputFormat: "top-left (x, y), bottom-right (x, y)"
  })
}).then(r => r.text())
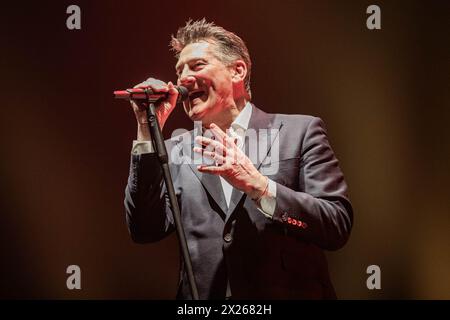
top-left (177, 66), bottom-right (196, 87)
top-left (178, 75), bottom-right (196, 87)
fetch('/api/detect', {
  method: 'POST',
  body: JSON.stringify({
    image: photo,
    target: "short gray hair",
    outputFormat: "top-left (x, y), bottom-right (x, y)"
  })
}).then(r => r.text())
top-left (170, 18), bottom-right (252, 98)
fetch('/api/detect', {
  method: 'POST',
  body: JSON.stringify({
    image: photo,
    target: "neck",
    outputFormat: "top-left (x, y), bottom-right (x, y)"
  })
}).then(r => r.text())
top-left (213, 97), bottom-right (247, 131)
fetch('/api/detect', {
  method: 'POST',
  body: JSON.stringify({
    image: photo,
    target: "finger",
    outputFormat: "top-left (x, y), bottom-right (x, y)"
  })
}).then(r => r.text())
top-left (197, 165), bottom-right (225, 174)
top-left (211, 124), bottom-right (238, 150)
top-left (209, 123), bottom-right (227, 142)
top-left (193, 147), bottom-right (226, 169)
top-left (193, 146), bottom-right (201, 153)
top-left (194, 148), bottom-right (214, 159)
top-left (194, 148), bottom-right (226, 165)
top-left (214, 152), bottom-right (226, 166)
top-left (145, 77), bottom-right (168, 90)
top-left (133, 78), bottom-right (169, 92)
top-left (133, 82), bottom-right (168, 91)
top-left (167, 81), bottom-right (177, 93)
top-left (226, 148), bottom-right (239, 165)
top-left (195, 136), bottom-right (224, 149)
top-left (167, 81), bottom-right (179, 107)
top-left (130, 99), bottom-right (147, 112)
top-left (223, 134), bottom-right (238, 150)
top-left (200, 138), bottom-right (227, 158)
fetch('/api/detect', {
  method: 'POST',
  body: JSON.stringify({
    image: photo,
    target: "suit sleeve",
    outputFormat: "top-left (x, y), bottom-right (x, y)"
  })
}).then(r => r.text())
top-left (124, 151), bottom-right (175, 243)
top-left (272, 117), bottom-right (353, 251)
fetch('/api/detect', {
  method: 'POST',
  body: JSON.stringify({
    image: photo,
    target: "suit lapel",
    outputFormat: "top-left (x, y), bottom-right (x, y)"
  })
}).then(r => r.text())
top-left (189, 163), bottom-right (228, 216)
top-left (181, 132), bottom-right (228, 216)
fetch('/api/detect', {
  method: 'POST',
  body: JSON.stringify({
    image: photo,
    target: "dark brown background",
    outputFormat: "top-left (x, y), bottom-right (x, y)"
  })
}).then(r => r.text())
top-left (0, 0), bottom-right (449, 299)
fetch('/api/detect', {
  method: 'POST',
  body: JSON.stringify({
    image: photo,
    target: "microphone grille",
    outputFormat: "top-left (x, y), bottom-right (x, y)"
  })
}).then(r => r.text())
top-left (177, 86), bottom-right (189, 102)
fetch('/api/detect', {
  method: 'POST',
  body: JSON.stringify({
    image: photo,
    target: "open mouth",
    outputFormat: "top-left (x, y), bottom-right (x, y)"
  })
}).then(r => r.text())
top-left (188, 90), bottom-right (207, 102)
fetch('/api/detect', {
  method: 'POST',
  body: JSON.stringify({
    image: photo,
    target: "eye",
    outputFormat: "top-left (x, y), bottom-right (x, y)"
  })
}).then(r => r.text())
top-left (193, 62), bottom-right (205, 70)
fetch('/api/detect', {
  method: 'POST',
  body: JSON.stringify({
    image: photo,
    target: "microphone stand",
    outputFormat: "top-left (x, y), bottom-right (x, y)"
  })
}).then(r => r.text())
top-left (136, 94), bottom-right (199, 300)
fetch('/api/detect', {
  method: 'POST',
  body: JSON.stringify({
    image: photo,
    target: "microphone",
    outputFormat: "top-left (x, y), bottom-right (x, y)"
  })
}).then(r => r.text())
top-left (113, 85), bottom-right (189, 103)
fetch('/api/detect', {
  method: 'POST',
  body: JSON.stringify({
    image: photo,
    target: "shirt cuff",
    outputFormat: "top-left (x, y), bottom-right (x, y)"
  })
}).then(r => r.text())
top-left (131, 140), bottom-right (155, 155)
top-left (256, 178), bottom-right (277, 219)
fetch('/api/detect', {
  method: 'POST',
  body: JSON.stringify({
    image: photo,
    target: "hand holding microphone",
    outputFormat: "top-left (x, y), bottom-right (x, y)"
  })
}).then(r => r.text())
top-left (114, 84), bottom-right (188, 103)
top-left (116, 78), bottom-right (188, 131)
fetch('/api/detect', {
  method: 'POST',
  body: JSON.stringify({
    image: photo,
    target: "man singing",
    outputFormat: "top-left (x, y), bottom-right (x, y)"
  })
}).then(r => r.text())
top-left (124, 18), bottom-right (353, 299)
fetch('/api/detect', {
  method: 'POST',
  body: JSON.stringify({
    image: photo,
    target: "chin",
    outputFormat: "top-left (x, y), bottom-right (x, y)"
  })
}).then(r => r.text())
top-left (189, 113), bottom-right (203, 122)
top-left (189, 103), bottom-right (208, 120)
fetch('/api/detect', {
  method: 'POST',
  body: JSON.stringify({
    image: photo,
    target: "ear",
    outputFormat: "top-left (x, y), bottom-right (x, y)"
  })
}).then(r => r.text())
top-left (230, 60), bottom-right (247, 84)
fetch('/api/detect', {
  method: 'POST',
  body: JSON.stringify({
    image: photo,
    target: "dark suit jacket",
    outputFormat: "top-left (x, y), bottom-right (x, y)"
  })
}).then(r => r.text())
top-left (124, 105), bottom-right (353, 299)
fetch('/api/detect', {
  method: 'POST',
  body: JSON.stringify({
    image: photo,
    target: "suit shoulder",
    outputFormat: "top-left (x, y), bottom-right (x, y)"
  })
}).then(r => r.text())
top-left (271, 113), bottom-right (323, 128)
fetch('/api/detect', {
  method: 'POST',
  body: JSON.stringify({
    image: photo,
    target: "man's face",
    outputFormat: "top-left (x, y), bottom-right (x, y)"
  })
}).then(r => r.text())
top-left (176, 41), bottom-right (235, 125)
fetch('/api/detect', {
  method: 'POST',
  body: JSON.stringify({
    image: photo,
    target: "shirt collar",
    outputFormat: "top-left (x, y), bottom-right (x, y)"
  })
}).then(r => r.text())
top-left (231, 101), bottom-right (252, 132)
